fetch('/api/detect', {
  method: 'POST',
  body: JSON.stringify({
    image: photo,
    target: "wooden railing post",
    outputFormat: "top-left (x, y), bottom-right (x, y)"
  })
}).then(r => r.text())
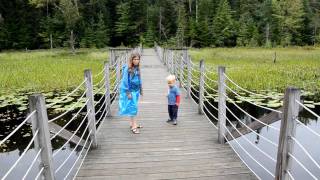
top-left (109, 49), bottom-right (115, 65)
top-left (179, 54), bottom-right (183, 88)
top-left (84, 70), bottom-right (97, 148)
top-left (164, 48), bottom-right (167, 66)
top-left (218, 66), bottom-right (226, 144)
top-left (198, 60), bottom-right (205, 114)
top-left (104, 62), bottom-right (111, 116)
top-left (170, 50), bottom-right (174, 74)
top-left (116, 55), bottom-right (121, 96)
top-left (275, 87), bottom-right (300, 180)
top-left (186, 55), bottom-right (191, 98)
top-left (28, 94), bottom-right (54, 180)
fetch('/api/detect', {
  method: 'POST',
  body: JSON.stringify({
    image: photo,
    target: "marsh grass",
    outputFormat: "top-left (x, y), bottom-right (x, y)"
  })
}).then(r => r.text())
top-left (0, 48), bottom-right (108, 94)
top-left (189, 47), bottom-right (320, 100)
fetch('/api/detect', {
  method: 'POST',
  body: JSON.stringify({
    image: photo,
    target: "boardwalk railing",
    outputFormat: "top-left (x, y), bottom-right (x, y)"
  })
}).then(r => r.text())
top-left (0, 46), bottom-right (142, 180)
top-left (155, 45), bottom-right (320, 180)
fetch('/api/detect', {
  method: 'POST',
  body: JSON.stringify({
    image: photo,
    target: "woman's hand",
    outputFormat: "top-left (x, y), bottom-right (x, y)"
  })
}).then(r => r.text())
top-left (127, 92), bottom-right (132, 99)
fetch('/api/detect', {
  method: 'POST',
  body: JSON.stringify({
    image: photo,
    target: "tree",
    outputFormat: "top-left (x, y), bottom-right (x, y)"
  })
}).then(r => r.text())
top-left (95, 12), bottom-right (109, 48)
top-left (115, 2), bottom-right (131, 45)
top-left (272, 0), bottom-right (305, 46)
top-left (175, 4), bottom-right (187, 47)
top-left (212, 0), bottom-right (237, 46)
top-left (57, 0), bottom-right (80, 53)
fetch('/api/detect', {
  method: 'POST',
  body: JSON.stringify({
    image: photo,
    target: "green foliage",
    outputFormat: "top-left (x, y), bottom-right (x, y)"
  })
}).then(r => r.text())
top-left (1, 0), bottom-right (320, 49)
top-left (0, 49), bottom-right (108, 93)
top-left (212, 0), bottom-right (237, 46)
top-left (190, 47), bottom-right (320, 94)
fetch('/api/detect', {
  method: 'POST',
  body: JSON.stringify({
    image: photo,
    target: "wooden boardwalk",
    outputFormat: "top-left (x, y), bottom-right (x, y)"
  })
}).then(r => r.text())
top-left (77, 49), bottom-right (257, 180)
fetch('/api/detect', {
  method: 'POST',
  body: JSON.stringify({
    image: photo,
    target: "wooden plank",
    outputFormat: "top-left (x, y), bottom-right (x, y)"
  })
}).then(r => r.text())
top-left (48, 122), bottom-right (86, 147)
top-left (225, 107), bottom-right (283, 141)
top-left (76, 49), bottom-right (257, 180)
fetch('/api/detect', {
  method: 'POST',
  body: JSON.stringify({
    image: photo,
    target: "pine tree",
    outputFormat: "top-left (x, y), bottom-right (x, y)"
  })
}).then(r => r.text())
top-left (175, 4), bottom-right (187, 47)
top-left (272, 0), bottom-right (305, 46)
top-left (95, 12), bottom-right (109, 48)
top-left (212, 0), bottom-right (237, 46)
top-left (58, 0), bottom-right (81, 52)
top-left (144, 24), bottom-right (155, 47)
top-left (115, 2), bottom-right (131, 45)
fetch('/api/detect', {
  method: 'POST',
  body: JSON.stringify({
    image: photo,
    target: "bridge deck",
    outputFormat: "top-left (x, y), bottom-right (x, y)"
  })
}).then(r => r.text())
top-left (77, 49), bottom-right (256, 179)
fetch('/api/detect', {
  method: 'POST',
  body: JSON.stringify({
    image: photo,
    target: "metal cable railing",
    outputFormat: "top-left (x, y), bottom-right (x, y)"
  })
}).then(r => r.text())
top-left (155, 45), bottom-right (320, 179)
top-left (48, 89), bottom-right (88, 123)
top-left (0, 110), bottom-right (35, 146)
top-left (0, 46), bottom-right (139, 179)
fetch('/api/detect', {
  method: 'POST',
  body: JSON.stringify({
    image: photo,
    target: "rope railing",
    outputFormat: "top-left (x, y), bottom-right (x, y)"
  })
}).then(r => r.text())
top-left (48, 89), bottom-right (88, 123)
top-left (155, 44), bottom-right (320, 180)
top-left (35, 167), bottom-right (44, 180)
top-left (224, 104), bottom-right (279, 147)
top-left (47, 79), bottom-right (86, 108)
top-left (288, 153), bottom-right (318, 180)
top-left (2, 129), bottom-right (39, 180)
top-left (222, 92), bottom-right (281, 132)
top-left (96, 107), bottom-right (108, 126)
top-left (291, 136), bottom-right (320, 169)
top-left (22, 148), bottom-right (42, 180)
top-left (94, 91), bottom-right (106, 107)
top-left (224, 73), bottom-right (282, 100)
top-left (0, 110), bottom-right (35, 146)
top-left (50, 99), bottom-right (89, 140)
top-left (223, 112), bottom-right (277, 162)
top-left (225, 83), bottom-right (283, 114)
top-left (93, 74), bottom-right (106, 87)
top-left (223, 122), bottom-right (276, 178)
top-left (93, 67), bottom-right (105, 78)
top-left (52, 110), bottom-right (90, 158)
top-left (0, 45), bottom-right (139, 179)
top-left (54, 115), bottom-right (92, 174)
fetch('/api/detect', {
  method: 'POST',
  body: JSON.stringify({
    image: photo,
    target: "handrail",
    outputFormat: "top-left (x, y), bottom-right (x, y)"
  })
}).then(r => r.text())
top-left (0, 110), bottom-right (36, 146)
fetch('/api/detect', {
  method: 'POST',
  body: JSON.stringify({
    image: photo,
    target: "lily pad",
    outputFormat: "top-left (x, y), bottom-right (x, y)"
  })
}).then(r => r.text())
top-left (304, 104), bottom-right (315, 109)
top-left (18, 106), bottom-right (28, 111)
top-left (304, 100), bottom-right (314, 104)
top-left (266, 102), bottom-right (282, 108)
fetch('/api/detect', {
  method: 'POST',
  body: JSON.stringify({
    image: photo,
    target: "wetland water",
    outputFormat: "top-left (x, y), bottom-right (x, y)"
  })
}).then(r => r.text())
top-left (0, 92), bottom-right (319, 179)
top-left (0, 93), bottom-right (107, 179)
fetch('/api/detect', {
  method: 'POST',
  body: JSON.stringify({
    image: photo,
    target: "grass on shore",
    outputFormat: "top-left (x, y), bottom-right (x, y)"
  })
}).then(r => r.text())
top-left (189, 47), bottom-right (320, 98)
top-left (0, 48), bottom-right (108, 95)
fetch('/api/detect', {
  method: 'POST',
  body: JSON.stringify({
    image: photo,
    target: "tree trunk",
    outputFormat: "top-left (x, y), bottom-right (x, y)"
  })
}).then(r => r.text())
top-left (196, 0), bottom-right (198, 23)
top-left (50, 34), bottom-right (53, 49)
top-left (314, 25), bottom-right (317, 46)
top-left (70, 30), bottom-right (75, 54)
top-left (266, 23), bottom-right (270, 46)
top-left (159, 7), bottom-right (162, 40)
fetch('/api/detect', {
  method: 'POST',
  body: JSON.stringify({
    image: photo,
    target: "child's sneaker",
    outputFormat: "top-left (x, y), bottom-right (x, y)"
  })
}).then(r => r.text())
top-left (172, 120), bottom-right (177, 125)
top-left (166, 119), bottom-right (173, 123)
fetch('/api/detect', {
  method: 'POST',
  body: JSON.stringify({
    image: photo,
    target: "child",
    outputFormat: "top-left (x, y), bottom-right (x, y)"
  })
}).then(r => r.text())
top-left (166, 75), bottom-right (180, 125)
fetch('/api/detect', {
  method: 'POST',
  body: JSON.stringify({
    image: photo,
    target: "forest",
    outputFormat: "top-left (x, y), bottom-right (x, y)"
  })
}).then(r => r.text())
top-left (0, 0), bottom-right (320, 51)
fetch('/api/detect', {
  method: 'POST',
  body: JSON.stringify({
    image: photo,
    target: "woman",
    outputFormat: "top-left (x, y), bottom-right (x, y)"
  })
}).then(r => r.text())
top-left (119, 52), bottom-right (143, 134)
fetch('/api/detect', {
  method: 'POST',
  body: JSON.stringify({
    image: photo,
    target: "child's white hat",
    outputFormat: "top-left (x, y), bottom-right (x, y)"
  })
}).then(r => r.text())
top-left (166, 74), bottom-right (176, 82)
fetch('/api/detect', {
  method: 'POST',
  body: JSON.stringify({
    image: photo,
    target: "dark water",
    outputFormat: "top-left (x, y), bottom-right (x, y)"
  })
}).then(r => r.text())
top-left (1, 90), bottom-right (319, 179)
top-left (201, 97), bottom-right (320, 180)
top-left (0, 93), bottom-right (110, 179)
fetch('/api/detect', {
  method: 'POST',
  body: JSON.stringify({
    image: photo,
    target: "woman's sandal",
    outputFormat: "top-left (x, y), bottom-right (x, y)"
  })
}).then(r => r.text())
top-left (130, 125), bottom-right (143, 129)
top-left (131, 128), bottom-right (140, 134)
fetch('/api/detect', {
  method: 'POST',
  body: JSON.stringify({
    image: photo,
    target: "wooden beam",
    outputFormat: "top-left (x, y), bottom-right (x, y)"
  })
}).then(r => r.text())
top-left (48, 122), bottom-right (87, 147)
top-left (225, 107), bottom-right (283, 141)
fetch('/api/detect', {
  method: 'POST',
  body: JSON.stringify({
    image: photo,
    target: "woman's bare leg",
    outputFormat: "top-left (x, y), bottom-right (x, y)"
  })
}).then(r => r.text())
top-left (130, 116), bottom-right (136, 128)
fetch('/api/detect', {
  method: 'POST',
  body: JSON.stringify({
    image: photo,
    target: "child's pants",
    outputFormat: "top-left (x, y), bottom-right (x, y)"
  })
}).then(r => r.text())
top-left (168, 105), bottom-right (178, 120)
